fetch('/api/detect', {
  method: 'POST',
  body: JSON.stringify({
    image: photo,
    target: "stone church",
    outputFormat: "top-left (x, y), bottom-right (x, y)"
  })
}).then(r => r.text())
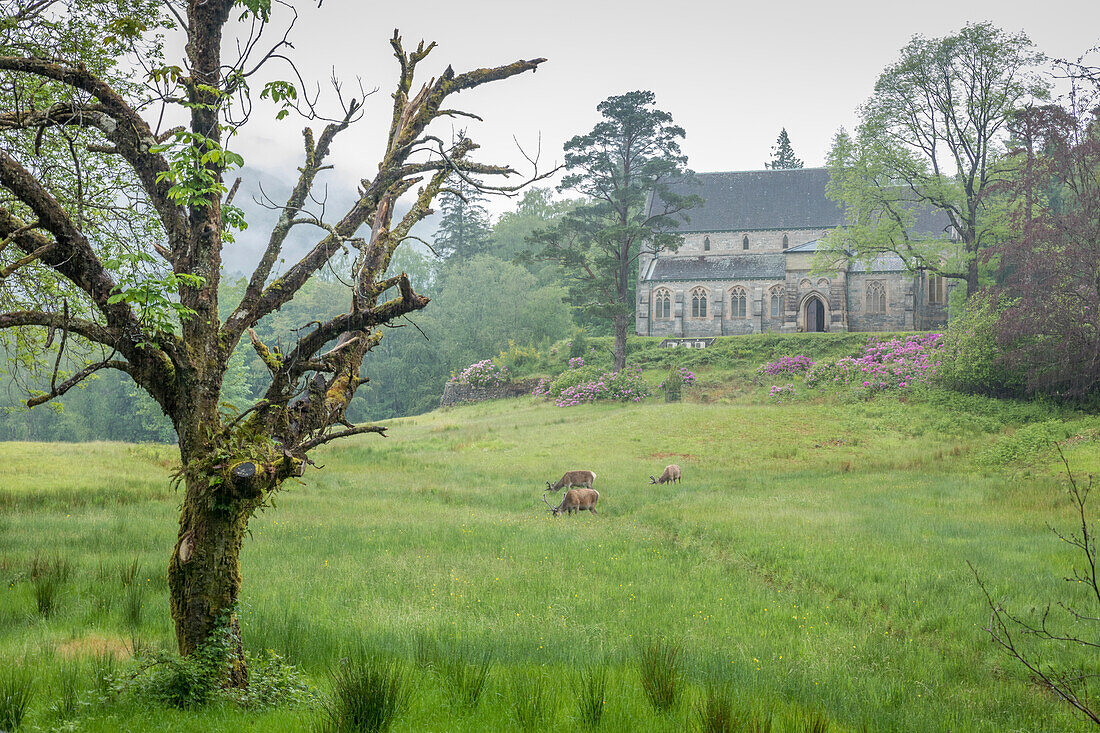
top-left (636, 168), bottom-right (954, 337)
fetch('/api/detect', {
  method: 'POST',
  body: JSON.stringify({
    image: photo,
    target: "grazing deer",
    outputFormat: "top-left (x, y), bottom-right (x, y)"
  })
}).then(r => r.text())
top-left (650, 464), bottom-right (681, 485)
top-left (545, 469), bottom-right (596, 493)
top-left (542, 488), bottom-right (599, 516)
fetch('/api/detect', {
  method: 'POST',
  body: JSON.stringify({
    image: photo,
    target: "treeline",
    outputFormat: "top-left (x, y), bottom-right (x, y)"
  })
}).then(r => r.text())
top-left (0, 188), bottom-right (579, 442)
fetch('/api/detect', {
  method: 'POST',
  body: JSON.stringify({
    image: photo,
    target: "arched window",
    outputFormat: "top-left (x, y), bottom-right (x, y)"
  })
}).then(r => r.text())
top-left (703, 236), bottom-right (711, 251)
top-left (782, 234), bottom-right (789, 250)
top-left (729, 287), bottom-right (747, 319)
top-left (867, 281), bottom-right (887, 314)
top-left (742, 235), bottom-right (749, 250)
top-left (928, 275), bottom-right (944, 304)
top-left (690, 287), bottom-right (708, 318)
top-left (653, 289), bottom-right (672, 320)
top-left (769, 286), bottom-right (784, 318)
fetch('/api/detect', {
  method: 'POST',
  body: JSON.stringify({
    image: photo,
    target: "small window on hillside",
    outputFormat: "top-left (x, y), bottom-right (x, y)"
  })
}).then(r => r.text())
top-left (742, 235), bottom-right (749, 250)
top-left (782, 234), bottom-right (789, 249)
top-left (703, 236), bottom-right (710, 251)
top-left (729, 287), bottom-right (747, 319)
top-left (690, 287), bottom-right (708, 318)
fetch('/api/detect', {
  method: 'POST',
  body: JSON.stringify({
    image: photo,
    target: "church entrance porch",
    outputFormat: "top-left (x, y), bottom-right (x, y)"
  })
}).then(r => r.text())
top-left (804, 295), bottom-right (826, 332)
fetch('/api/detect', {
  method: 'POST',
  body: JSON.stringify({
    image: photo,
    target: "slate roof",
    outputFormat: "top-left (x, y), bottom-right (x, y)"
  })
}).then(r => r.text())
top-left (656, 168), bottom-right (845, 232)
top-left (645, 254), bottom-right (787, 282)
top-left (655, 168), bottom-right (954, 238)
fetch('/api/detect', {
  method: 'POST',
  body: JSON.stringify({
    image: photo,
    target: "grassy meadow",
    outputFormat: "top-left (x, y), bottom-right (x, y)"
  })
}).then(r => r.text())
top-left (1, 378), bottom-right (1099, 731)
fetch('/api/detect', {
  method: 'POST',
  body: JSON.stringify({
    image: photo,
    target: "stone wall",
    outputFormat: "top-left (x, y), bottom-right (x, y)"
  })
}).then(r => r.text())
top-left (440, 378), bottom-right (541, 407)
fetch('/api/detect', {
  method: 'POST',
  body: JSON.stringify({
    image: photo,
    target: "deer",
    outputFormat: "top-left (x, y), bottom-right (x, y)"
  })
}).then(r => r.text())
top-left (542, 488), bottom-right (599, 516)
top-left (649, 464), bottom-right (681, 485)
top-left (545, 469), bottom-right (596, 493)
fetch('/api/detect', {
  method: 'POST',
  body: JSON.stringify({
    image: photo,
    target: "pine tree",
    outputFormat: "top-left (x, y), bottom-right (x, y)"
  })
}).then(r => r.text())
top-left (766, 128), bottom-right (804, 169)
top-left (433, 174), bottom-right (492, 259)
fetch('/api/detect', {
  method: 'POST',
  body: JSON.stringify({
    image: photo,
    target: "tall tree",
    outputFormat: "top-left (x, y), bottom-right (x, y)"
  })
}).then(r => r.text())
top-left (432, 170), bottom-right (492, 259)
top-left (0, 0), bottom-right (546, 679)
top-left (528, 91), bottom-right (697, 371)
top-left (822, 23), bottom-right (1048, 297)
top-left (765, 128), bottom-right (803, 169)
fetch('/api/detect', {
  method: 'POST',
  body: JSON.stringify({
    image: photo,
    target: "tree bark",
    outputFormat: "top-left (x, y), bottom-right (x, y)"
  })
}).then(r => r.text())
top-left (612, 313), bottom-right (628, 372)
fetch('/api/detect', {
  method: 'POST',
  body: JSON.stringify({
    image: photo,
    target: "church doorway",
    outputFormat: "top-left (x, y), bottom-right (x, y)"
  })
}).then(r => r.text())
top-left (805, 296), bottom-right (826, 332)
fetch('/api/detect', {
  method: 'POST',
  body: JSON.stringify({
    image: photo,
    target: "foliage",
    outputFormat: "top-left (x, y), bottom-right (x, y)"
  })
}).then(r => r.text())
top-left (433, 172), bottom-right (492, 260)
top-left (528, 91), bottom-right (699, 370)
top-left (510, 670), bottom-right (553, 730)
top-left (768, 384), bottom-right (796, 403)
top-left (821, 23), bottom-right (1049, 296)
top-left (757, 355), bottom-right (815, 376)
top-left (454, 360), bottom-right (510, 388)
top-left (694, 685), bottom-right (738, 733)
top-left (936, 294), bottom-right (1024, 396)
top-left (803, 333), bottom-right (941, 393)
top-left (131, 618), bottom-right (235, 709)
top-left (554, 366), bottom-right (651, 407)
top-left (569, 329), bottom-right (589, 359)
top-left (989, 83), bottom-right (1100, 399)
top-left (765, 128), bottom-right (803, 169)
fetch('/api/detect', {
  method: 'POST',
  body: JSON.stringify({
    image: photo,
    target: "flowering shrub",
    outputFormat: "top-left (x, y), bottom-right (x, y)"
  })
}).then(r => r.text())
top-left (455, 359), bottom-right (510, 387)
top-left (677, 367), bottom-right (696, 386)
top-left (554, 367), bottom-right (652, 407)
top-left (758, 355), bottom-right (815, 376)
top-left (530, 377), bottom-right (551, 397)
top-left (805, 333), bottom-right (942, 392)
top-left (657, 366), bottom-right (696, 402)
top-left (769, 384), bottom-right (796, 402)
top-left (568, 356), bottom-right (584, 370)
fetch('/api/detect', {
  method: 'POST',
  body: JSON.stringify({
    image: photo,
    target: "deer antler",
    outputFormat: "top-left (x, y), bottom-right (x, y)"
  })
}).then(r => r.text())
top-left (541, 492), bottom-right (555, 511)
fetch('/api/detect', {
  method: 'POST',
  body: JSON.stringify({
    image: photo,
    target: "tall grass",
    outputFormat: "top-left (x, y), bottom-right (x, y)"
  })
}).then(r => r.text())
top-left (510, 669), bottom-right (553, 730)
top-left (694, 684), bottom-right (737, 733)
top-left (577, 665), bottom-right (607, 727)
top-left (320, 653), bottom-right (411, 733)
top-left (0, 668), bottom-right (33, 731)
top-left (638, 638), bottom-right (681, 712)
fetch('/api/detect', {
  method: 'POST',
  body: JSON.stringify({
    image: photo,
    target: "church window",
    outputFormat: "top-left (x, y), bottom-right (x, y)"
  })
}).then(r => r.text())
top-left (769, 286), bottom-right (784, 318)
top-left (742, 235), bottom-right (749, 250)
top-left (690, 288), bottom-right (708, 318)
top-left (867, 281), bottom-right (887, 314)
top-left (782, 234), bottom-right (789, 249)
top-left (654, 289), bottom-right (672, 320)
top-left (928, 275), bottom-right (944, 304)
top-left (703, 236), bottom-right (710, 251)
top-left (729, 287), bottom-right (747, 318)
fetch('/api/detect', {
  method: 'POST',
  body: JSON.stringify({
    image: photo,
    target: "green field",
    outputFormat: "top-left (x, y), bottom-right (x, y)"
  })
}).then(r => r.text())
top-left (1, 387), bottom-right (1098, 731)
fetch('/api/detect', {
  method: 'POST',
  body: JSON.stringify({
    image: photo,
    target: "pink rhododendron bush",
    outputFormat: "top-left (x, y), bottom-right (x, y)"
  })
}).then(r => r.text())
top-left (763, 334), bottom-right (943, 399)
top-left (454, 359), bottom-right (510, 387)
top-left (534, 363), bottom-right (652, 407)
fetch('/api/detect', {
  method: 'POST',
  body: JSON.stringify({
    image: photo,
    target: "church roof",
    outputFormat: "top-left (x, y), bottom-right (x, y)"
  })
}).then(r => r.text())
top-left (656, 168), bottom-right (955, 238)
top-left (645, 254), bottom-right (787, 281)
top-left (657, 168), bottom-right (845, 232)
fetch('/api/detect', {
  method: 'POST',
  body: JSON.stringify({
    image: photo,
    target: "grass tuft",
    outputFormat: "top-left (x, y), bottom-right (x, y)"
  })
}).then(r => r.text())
top-left (694, 684), bottom-right (737, 732)
top-left (510, 669), bottom-right (553, 730)
top-left (576, 665), bottom-right (607, 728)
top-left (320, 652), bottom-right (411, 733)
top-left (0, 667), bottom-right (33, 732)
top-left (638, 638), bottom-right (681, 712)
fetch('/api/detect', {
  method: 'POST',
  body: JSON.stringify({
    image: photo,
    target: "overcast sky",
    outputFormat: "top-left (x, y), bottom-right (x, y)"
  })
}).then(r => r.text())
top-left (213, 0), bottom-right (1100, 271)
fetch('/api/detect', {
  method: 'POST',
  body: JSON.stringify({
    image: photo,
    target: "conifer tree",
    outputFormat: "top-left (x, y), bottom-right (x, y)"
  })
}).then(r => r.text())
top-left (766, 128), bottom-right (804, 169)
top-left (433, 173), bottom-right (492, 259)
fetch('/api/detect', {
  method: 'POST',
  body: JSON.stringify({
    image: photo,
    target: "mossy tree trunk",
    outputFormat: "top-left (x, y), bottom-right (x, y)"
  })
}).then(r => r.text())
top-left (0, 2), bottom-right (546, 687)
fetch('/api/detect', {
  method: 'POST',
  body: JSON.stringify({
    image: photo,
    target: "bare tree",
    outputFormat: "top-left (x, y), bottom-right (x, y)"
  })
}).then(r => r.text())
top-left (0, 0), bottom-right (546, 681)
top-left (972, 446), bottom-right (1100, 725)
